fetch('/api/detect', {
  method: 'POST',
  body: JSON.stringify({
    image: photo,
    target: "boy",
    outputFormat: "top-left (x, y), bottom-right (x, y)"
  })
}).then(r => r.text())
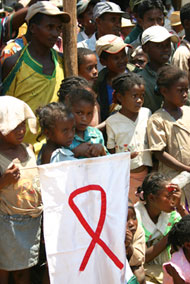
top-left (138, 25), bottom-right (178, 113)
top-left (172, 3), bottom-right (190, 78)
top-left (2, 1), bottom-right (70, 153)
top-left (94, 34), bottom-right (130, 122)
top-left (77, 47), bottom-right (98, 86)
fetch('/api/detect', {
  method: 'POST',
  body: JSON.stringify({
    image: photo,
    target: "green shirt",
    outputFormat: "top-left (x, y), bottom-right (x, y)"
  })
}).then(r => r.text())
top-left (124, 24), bottom-right (142, 44)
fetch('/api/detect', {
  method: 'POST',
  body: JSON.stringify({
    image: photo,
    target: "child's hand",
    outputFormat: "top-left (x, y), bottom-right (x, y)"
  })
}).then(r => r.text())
top-left (73, 143), bottom-right (92, 158)
top-left (0, 164), bottom-right (20, 188)
top-left (125, 228), bottom-right (133, 248)
top-left (88, 144), bottom-right (106, 157)
top-left (167, 183), bottom-right (181, 209)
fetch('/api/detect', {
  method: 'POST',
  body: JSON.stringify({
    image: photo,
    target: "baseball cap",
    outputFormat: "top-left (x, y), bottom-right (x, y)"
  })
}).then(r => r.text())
top-left (141, 25), bottom-right (179, 45)
top-left (121, 18), bottom-right (135, 28)
top-left (96, 34), bottom-right (127, 57)
top-left (170, 11), bottom-right (181, 27)
top-left (77, 0), bottom-right (99, 16)
top-left (25, 1), bottom-right (70, 23)
top-left (93, 2), bottom-right (129, 20)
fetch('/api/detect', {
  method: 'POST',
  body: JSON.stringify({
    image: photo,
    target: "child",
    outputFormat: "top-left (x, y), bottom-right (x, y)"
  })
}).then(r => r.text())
top-left (57, 75), bottom-right (100, 127)
top-left (106, 72), bottom-right (152, 203)
top-left (94, 34), bottom-right (130, 122)
top-left (147, 65), bottom-right (190, 205)
top-left (67, 88), bottom-right (108, 158)
top-left (135, 172), bottom-right (188, 284)
top-left (0, 96), bottom-right (42, 284)
top-left (78, 47), bottom-right (98, 86)
top-left (36, 102), bottom-right (76, 164)
top-left (138, 25), bottom-right (178, 113)
top-left (163, 215), bottom-right (190, 284)
top-left (126, 200), bottom-right (146, 284)
top-left (172, 3), bottom-right (190, 77)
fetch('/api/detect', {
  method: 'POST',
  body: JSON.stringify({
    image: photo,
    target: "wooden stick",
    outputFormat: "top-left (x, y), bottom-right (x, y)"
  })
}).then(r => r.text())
top-left (62, 0), bottom-right (78, 77)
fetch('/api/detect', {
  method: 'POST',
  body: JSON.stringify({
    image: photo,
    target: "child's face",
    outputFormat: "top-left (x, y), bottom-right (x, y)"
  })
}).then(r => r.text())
top-left (139, 8), bottom-right (164, 30)
top-left (102, 49), bottom-right (128, 75)
top-left (118, 84), bottom-right (145, 114)
top-left (71, 100), bottom-right (94, 132)
top-left (78, 4), bottom-right (96, 35)
top-left (162, 77), bottom-right (189, 108)
top-left (143, 38), bottom-right (171, 66)
top-left (1, 121), bottom-right (26, 145)
top-left (127, 207), bottom-right (138, 237)
top-left (150, 185), bottom-right (176, 213)
top-left (48, 117), bottom-right (75, 147)
top-left (78, 54), bottom-right (98, 84)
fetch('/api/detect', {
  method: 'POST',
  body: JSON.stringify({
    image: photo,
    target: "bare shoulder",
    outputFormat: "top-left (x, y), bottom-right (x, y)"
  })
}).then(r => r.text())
top-left (2, 50), bottom-right (22, 80)
top-left (41, 143), bottom-right (57, 165)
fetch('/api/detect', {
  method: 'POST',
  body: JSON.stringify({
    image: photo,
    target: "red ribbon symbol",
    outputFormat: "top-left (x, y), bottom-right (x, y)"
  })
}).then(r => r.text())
top-left (68, 184), bottom-right (124, 271)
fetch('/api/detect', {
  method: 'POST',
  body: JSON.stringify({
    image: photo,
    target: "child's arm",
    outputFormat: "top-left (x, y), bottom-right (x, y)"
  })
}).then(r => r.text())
top-left (40, 145), bottom-right (56, 164)
top-left (154, 151), bottom-right (190, 173)
top-left (125, 228), bottom-right (134, 261)
top-left (0, 164), bottom-right (20, 190)
top-left (165, 264), bottom-right (188, 284)
top-left (89, 144), bottom-right (106, 157)
top-left (72, 143), bottom-right (91, 158)
top-left (145, 234), bottom-right (168, 263)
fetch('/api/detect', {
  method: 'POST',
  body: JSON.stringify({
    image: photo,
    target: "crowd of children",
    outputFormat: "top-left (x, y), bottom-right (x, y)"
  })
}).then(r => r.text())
top-left (1, 0), bottom-right (190, 283)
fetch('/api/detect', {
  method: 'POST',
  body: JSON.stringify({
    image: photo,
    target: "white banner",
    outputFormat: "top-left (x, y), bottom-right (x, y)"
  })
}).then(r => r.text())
top-left (39, 153), bottom-right (130, 284)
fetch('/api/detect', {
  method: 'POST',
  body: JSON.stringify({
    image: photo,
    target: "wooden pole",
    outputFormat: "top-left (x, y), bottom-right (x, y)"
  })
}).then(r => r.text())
top-left (62, 0), bottom-right (78, 77)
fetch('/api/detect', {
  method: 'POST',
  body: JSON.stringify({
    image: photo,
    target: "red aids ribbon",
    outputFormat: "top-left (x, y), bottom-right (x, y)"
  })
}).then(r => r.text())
top-left (68, 184), bottom-right (124, 271)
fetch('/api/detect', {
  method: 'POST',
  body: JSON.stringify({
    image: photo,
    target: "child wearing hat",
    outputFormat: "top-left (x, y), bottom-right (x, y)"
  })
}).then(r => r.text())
top-left (94, 34), bottom-right (131, 122)
top-left (138, 25), bottom-right (178, 113)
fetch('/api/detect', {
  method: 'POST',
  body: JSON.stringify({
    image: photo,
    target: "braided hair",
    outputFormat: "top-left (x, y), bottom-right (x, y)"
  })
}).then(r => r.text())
top-left (36, 102), bottom-right (73, 141)
top-left (168, 215), bottom-right (190, 252)
top-left (57, 76), bottom-right (90, 103)
top-left (136, 172), bottom-right (170, 202)
top-left (112, 72), bottom-right (144, 104)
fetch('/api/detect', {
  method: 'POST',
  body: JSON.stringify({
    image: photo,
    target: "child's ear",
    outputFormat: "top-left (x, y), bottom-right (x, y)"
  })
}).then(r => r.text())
top-left (159, 86), bottom-right (168, 97)
top-left (184, 241), bottom-right (190, 250)
top-left (116, 93), bottom-right (123, 104)
top-left (44, 129), bottom-right (51, 138)
top-left (147, 193), bottom-right (156, 204)
top-left (183, 19), bottom-right (190, 30)
top-left (99, 57), bottom-right (107, 67)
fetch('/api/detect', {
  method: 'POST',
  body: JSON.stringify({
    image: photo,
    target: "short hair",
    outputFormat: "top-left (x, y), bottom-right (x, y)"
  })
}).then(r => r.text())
top-left (58, 76), bottom-right (90, 104)
top-left (180, 3), bottom-right (190, 27)
top-left (77, 47), bottom-right (96, 67)
top-left (67, 88), bottom-right (96, 107)
top-left (168, 215), bottom-right (190, 252)
top-left (156, 65), bottom-right (188, 96)
top-left (28, 13), bottom-right (45, 27)
top-left (112, 72), bottom-right (145, 96)
top-left (137, 0), bottom-right (165, 19)
top-left (36, 102), bottom-right (73, 141)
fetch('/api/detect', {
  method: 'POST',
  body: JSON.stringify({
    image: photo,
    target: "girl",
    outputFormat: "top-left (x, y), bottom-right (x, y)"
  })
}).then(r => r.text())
top-left (163, 215), bottom-right (190, 284)
top-left (36, 102), bottom-right (76, 164)
top-left (126, 200), bottom-right (146, 284)
top-left (135, 172), bottom-right (188, 284)
top-left (0, 96), bottom-right (42, 284)
top-left (106, 72), bottom-right (152, 203)
top-left (147, 65), bottom-right (190, 205)
top-left (67, 88), bottom-right (108, 158)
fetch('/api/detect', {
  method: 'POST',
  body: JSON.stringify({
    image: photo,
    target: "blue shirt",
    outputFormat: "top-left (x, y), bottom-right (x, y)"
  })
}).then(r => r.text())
top-left (68, 126), bottom-right (109, 158)
top-left (50, 147), bottom-right (76, 163)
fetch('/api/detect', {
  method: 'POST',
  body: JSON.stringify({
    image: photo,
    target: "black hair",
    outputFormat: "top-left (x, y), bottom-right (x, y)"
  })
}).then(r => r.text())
top-left (28, 13), bottom-right (45, 28)
top-left (168, 215), bottom-right (190, 252)
top-left (180, 3), bottom-right (190, 27)
top-left (112, 72), bottom-right (144, 96)
top-left (136, 172), bottom-right (170, 201)
top-left (137, 0), bottom-right (165, 19)
top-left (36, 102), bottom-right (73, 141)
top-left (156, 65), bottom-right (188, 96)
top-left (67, 88), bottom-right (96, 107)
top-left (58, 76), bottom-right (91, 103)
top-left (99, 50), bottom-right (110, 61)
top-left (77, 47), bottom-right (96, 67)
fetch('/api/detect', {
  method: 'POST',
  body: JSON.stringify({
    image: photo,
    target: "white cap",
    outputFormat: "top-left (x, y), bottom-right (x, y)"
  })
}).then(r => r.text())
top-left (141, 25), bottom-right (179, 45)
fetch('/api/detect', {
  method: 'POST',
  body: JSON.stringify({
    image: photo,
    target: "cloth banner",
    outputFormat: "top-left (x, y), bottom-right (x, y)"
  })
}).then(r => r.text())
top-left (39, 152), bottom-right (130, 284)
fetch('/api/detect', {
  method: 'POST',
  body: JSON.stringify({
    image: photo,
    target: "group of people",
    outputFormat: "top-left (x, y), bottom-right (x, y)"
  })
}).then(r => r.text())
top-left (1, 0), bottom-right (190, 283)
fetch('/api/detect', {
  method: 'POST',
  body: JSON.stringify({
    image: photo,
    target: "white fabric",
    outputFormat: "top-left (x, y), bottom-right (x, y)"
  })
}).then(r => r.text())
top-left (0, 96), bottom-right (37, 135)
top-left (106, 108), bottom-right (152, 170)
top-left (39, 153), bottom-right (130, 284)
